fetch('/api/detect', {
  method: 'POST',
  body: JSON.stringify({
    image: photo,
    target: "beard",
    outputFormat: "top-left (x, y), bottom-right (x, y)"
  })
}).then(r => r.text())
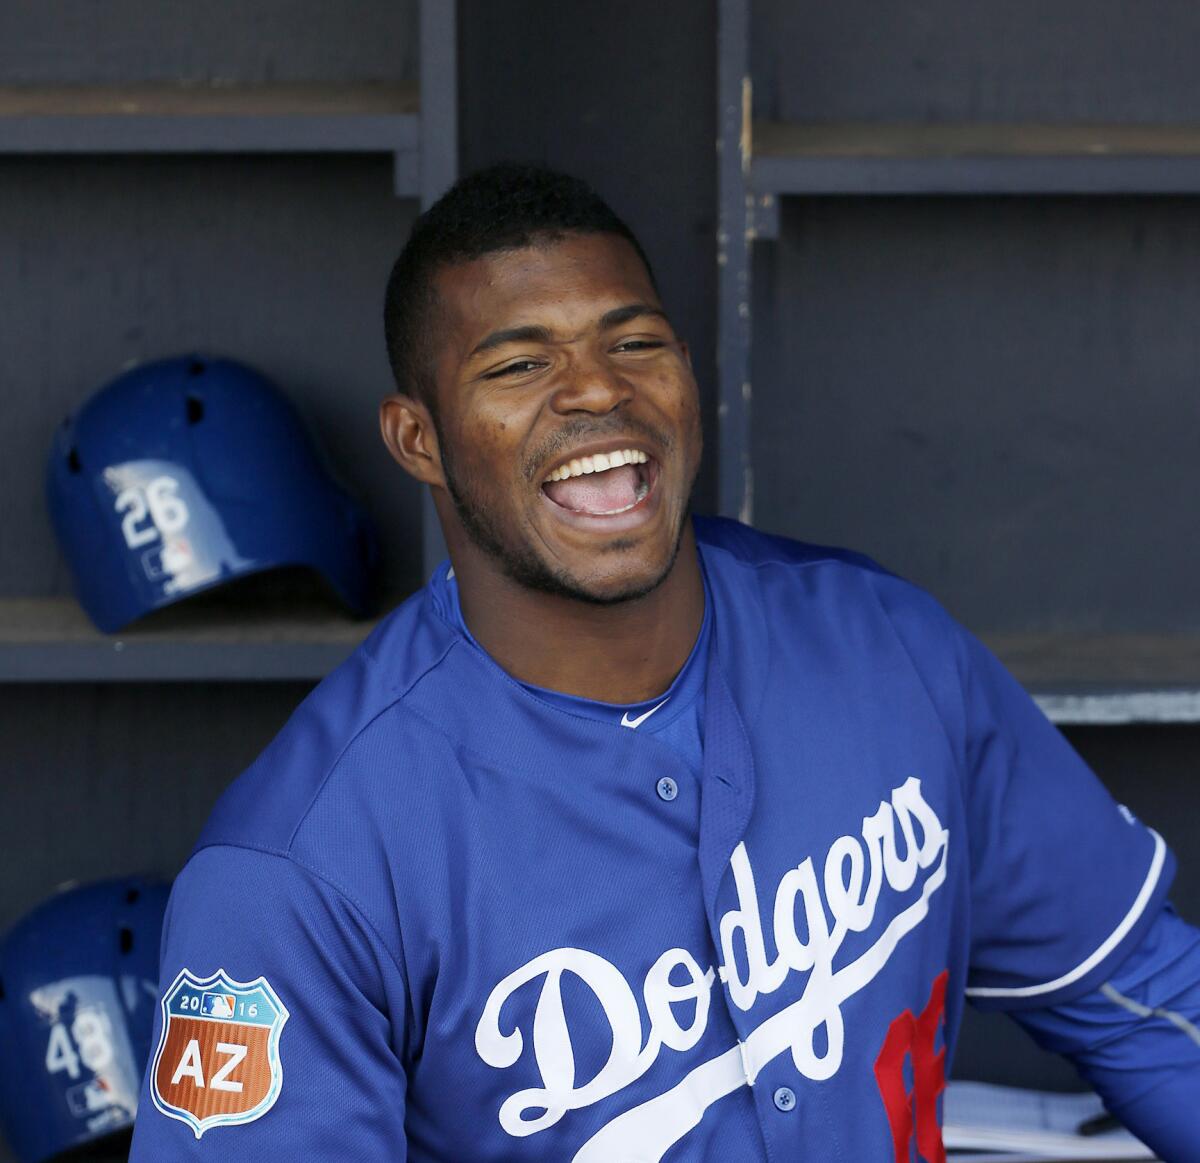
top-left (435, 414), bottom-right (694, 605)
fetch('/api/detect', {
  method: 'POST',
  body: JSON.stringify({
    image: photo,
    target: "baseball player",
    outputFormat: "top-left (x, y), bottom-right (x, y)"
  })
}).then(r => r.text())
top-left (130, 165), bottom-right (1200, 1161)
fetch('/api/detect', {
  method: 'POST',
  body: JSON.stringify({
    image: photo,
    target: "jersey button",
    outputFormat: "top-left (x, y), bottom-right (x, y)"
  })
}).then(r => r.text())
top-left (772, 1086), bottom-right (796, 1113)
top-left (656, 776), bottom-right (679, 802)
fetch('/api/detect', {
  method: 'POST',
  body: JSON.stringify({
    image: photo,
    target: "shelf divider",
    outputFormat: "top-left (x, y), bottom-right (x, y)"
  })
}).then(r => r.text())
top-left (983, 632), bottom-right (1200, 724)
top-left (753, 120), bottom-right (1200, 195)
top-left (0, 83), bottom-right (420, 179)
top-left (5, 598), bottom-right (1200, 718)
top-left (0, 597), bottom-right (378, 682)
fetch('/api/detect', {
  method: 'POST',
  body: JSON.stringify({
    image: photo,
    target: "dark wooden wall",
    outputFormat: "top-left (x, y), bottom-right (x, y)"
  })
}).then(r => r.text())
top-left (752, 193), bottom-right (1200, 632)
top-left (755, 0), bottom-right (1200, 123)
top-left (0, 2), bottom-right (418, 84)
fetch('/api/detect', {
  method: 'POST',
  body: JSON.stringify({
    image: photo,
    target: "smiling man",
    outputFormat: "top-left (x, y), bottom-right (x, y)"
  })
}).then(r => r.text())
top-left (382, 222), bottom-right (705, 705)
top-left (131, 165), bottom-right (1200, 1161)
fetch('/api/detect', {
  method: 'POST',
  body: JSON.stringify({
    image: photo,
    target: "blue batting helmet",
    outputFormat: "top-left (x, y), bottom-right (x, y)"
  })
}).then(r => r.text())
top-left (47, 355), bottom-right (377, 633)
top-left (0, 878), bottom-right (170, 1162)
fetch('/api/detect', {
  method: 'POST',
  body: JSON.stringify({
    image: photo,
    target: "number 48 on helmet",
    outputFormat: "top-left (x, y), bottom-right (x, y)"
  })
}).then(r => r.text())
top-left (0, 879), bottom-right (171, 1162)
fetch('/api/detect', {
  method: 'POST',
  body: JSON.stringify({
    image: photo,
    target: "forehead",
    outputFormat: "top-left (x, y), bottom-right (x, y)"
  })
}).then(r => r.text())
top-left (433, 233), bottom-right (660, 352)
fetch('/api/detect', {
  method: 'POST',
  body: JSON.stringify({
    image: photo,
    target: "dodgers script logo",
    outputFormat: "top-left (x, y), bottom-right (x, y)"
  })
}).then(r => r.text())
top-left (476, 777), bottom-right (949, 1162)
top-left (150, 968), bottom-right (289, 1138)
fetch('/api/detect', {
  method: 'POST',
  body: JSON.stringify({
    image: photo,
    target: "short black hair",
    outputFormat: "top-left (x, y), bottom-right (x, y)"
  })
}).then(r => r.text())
top-left (383, 163), bottom-right (656, 410)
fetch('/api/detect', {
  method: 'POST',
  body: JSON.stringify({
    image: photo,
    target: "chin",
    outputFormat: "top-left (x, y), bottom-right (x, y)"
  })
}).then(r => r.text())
top-left (569, 573), bottom-right (664, 606)
top-left (548, 540), bottom-right (683, 606)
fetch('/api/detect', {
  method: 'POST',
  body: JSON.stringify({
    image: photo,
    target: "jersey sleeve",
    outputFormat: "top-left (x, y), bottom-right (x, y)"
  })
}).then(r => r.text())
top-left (952, 624), bottom-right (1175, 1010)
top-left (1011, 903), bottom-right (1200, 1162)
top-left (129, 844), bottom-right (409, 1159)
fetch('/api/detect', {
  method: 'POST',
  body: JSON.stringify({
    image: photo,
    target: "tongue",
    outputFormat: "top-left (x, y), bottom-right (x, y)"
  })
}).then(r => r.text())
top-left (544, 464), bottom-right (640, 514)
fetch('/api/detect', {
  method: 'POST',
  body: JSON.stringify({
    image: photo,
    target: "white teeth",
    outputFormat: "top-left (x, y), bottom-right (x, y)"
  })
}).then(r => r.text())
top-left (545, 448), bottom-right (648, 484)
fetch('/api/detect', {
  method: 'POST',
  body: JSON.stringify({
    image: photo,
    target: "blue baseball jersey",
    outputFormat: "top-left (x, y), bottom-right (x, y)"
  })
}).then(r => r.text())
top-left (130, 517), bottom-right (1174, 1161)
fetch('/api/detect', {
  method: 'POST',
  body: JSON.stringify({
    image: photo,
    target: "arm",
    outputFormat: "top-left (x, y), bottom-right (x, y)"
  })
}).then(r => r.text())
top-left (868, 573), bottom-right (1175, 1002)
top-left (872, 576), bottom-right (1194, 1150)
top-left (130, 845), bottom-right (409, 1159)
top-left (1011, 903), bottom-right (1200, 1163)
top-left (949, 624), bottom-right (1174, 1005)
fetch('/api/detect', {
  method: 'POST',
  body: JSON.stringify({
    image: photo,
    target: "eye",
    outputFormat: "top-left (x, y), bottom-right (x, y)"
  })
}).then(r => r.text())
top-left (612, 338), bottom-right (665, 354)
top-left (483, 359), bottom-right (546, 380)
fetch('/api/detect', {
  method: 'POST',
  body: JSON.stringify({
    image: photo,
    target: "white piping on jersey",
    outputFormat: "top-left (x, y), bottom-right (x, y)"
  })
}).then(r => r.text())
top-left (965, 830), bottom-right (1167, 1000)
top-left (620, 698), bottom-right (670, 729)
top-left (1100, 981), bottom-right (1200, 1050)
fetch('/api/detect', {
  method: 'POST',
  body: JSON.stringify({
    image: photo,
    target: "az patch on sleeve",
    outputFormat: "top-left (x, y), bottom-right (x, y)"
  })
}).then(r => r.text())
top-left (149, 969), bottom-right (289, 1138)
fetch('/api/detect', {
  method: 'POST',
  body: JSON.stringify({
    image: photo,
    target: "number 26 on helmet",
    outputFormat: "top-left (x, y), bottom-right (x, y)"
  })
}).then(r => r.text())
top-left (46, 355), bottom-right (378, 633)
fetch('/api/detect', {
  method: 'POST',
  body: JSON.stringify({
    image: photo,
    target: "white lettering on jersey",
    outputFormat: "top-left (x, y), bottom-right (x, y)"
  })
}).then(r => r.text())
top-left (474, 776), bottom-right (949, 1161)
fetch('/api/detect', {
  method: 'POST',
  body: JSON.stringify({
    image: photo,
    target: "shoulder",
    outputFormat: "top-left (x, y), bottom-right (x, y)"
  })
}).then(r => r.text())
top-left (695, 515), bottom-right (951, 633)
top-left (195, 583), bottom-right (466, 864)
top-left (696, 516), bottom-right (968, 727)
top-left (694, 513), bottom-right (885, 575)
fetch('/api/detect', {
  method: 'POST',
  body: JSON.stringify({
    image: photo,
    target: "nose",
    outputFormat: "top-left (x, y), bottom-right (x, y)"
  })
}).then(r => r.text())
top-left (548, 352), bottom-right (634, 416)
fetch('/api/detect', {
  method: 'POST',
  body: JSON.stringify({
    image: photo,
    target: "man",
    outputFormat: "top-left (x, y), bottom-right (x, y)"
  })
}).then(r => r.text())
top-left (131, 165), bottom-right (1200, 1161)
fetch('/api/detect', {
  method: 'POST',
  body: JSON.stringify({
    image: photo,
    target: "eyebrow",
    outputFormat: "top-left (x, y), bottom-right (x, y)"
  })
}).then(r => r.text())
top-left (598, 303), bottom-right (670, 331)
top-left (468, 324), bottom-right (555, 359)
top-left (467, 303), bottom-right (670, 359)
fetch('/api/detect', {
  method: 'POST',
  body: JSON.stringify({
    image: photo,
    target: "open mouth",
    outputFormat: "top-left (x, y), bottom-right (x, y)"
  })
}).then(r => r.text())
top-left (541, 448), bottom-right (658, 517)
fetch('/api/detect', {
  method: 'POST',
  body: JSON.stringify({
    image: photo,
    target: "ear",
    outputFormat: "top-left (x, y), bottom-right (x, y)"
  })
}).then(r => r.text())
top-left (380, 394), bottom-right (446, 489)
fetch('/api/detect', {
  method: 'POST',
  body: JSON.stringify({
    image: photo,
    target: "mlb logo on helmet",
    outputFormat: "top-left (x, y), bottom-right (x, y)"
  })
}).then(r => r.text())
top-left (150, 969), bottom-right (288, 1139)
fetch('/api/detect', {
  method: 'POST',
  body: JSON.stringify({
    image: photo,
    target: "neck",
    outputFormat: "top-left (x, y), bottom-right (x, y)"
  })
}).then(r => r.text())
top-left (449, 523), bottom-right (705, 703)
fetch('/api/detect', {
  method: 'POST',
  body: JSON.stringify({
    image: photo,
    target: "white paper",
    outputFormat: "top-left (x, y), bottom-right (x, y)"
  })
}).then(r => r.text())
top-left (942, 1081), bottom-right (1157, 1161)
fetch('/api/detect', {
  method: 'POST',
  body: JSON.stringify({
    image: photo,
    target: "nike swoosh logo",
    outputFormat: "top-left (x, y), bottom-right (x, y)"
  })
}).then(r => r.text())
top-left (621, 698), bottom-right (670, 729)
